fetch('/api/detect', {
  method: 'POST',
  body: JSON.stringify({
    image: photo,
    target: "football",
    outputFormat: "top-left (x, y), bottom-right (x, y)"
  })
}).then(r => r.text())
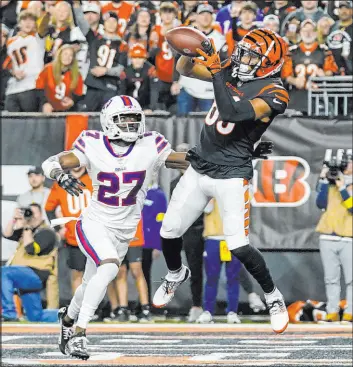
top-left (165, 26), bottom-right (209, 57)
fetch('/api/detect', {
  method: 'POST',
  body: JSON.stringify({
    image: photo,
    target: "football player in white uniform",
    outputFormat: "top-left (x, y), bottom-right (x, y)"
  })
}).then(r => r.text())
top-left (42, 95), bottom-right (187, 360)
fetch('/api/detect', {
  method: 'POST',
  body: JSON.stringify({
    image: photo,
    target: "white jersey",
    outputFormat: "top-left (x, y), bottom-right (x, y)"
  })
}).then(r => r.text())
top-left (72, 130), bottom-right (171, 237)
top-left (5, 33), bottom-right (45, 95)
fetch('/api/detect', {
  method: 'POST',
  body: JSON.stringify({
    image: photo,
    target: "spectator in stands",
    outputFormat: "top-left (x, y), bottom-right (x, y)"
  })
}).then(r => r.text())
top-left (226, 2), bottom-right (258, 55)
top-left (142, 183), bottom-right (167, 304)
top-left (282, 15), bottom-right (301, 45)
top-left (263, 14), bottom-right (280, 33)
top-left (36, 44), bottom-right (84, 113)
top-left (16, 166), bottom-right (50, 210)
top-left (180, 0), bottom-right (198, 26)
top-left (124, 7), bottom-right (152, 51)
top-left (44, 1), bottom-right (57, 17)
top-left (175, 3), bottom-right (225, 116)
top-left (315, 154), bottom-right (352, 323)
top-left (263, 0), bottom-right (296, 27)
top-left (327, 1), bottom-right (353, 75)
top-left (281, 19), bottom-right (338, 113)
top-left (149, 1), bottom-right (180, 112)
top-left (317, 15), bottom-right (335, 44)
top-left (45, 166), bottom-right (92, 294)
top-left (0, 23), bottom-right (10, 111)
top-left (3, 10), bottom-right (44, 112)
top-left (77, 11), bottom-right (128, 112)
top-left (120, 43), bottom-right (155, 112)
top-left (281, 0), bottom-right (330, 35)
top-left (73, 1), bottom-right (103, 42)
top-left (197, 199), bottom-right (242, 324)
top-left (1, 203), bottom-right (58, 322)
top-left (101, 0), bottom-right (136, 38)
top-left (27, 0), bottom-right (46, 24)
top-left (38, 1), bottom-right (86, 67)
top-left (0, 0), bottom-right (18, 30)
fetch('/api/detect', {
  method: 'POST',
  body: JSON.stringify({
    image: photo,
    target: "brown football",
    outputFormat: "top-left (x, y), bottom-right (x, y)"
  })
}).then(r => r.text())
top-left (165, 27), bottom-right (208, 57)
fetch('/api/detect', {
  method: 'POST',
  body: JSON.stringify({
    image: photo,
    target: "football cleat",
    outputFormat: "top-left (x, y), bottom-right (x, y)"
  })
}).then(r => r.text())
top-left (65, 332), bottom-right (89, 360)
top-left (248, 292), bottom-right (266, 313)
top-left (264, 288), bottom-right (289, 334)
top-left (58, 307), bottom-right (74, 355)
top-left (153, 265), bottom-right (191, 308)
top-left (187, 307), bottom-right (203, 322)
top-left (196, 311), bottom-right (213, 324)
top-left (227, 312), bottom-right (241, 324)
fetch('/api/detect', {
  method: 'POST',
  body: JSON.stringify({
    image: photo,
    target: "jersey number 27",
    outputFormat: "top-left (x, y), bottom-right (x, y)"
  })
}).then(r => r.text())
top-left (97, 171), bottom-right (146, 207)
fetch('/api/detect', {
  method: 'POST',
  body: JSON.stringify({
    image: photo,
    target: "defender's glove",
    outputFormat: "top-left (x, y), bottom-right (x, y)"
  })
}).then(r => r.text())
top-left (252, 141), bottom-right (274, 160)
top-left (56, 172), bottom-right (86, 196)
top-left (194, 39), bottom-right (222, 75)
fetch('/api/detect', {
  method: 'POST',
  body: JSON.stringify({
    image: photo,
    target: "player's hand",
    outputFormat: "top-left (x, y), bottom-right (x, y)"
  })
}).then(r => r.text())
top-left (56, 172), bottom-right (86, 196)
top-left (252, 141), bottom-right (274, 160)
top-left (194, 38), bottom-right (221, 75)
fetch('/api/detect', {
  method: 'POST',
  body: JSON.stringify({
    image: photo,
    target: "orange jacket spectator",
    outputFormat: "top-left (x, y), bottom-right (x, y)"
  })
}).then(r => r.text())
top-left (36, 44), bottom-right (83, 112)
top-left (129, 219), bottom-right (144, 247)
top-left (45, 171), bottom-right (93, 246)
top-left (102, 1), bottom-right (136, 38)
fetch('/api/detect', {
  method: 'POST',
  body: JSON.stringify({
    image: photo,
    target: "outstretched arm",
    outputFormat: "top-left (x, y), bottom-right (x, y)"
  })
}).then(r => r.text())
top-left (176, 56), bottom-right (212, 82)
top-left (42, 152), bottom-right (85, 196)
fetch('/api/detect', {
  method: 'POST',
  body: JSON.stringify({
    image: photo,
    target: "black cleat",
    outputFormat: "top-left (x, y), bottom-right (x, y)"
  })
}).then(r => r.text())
top-left (65, 331), bottom-right (89, 360)
top-left (58, 307), bottom-right (74, 355)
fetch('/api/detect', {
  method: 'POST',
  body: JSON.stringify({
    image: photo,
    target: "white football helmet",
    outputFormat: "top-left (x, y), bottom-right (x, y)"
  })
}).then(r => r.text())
top-left (100, 95), bottom-right (145, 142)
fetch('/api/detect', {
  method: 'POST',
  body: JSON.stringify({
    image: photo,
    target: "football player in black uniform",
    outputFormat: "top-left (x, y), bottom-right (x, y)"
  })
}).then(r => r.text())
top-left (153, 28), bottom-right (290, 334)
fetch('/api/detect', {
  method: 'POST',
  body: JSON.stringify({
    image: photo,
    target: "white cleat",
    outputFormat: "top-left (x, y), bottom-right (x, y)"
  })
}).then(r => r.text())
top-left (264, 288), bottom-right (289, 334)
top-left (187, 307), bottom-right (203, 322)
top-left (227, 312), bottom-right (241, 324)
top-left (196, 311), bottom-right (213, 324)
top-left (153, 265), bottom-right (191, 308)
top-left (248, 292), bottom-right (266, 313)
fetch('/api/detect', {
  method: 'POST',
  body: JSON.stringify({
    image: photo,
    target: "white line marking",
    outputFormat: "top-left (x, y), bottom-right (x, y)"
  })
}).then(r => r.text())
top-left (1, 336), bottom-right (25, 342)
top-left (191, 352), bottom-right (291, 361)
top-left (38, 352), bottom-right (123, 360)
top-left (100, 338), bottom-right (182, 344)
top-left (239, 340), bottom-right (318, 344)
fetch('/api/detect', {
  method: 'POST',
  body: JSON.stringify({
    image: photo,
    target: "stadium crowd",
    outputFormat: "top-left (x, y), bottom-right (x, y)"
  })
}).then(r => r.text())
top-left (1, 0), bottom-right (352, 114)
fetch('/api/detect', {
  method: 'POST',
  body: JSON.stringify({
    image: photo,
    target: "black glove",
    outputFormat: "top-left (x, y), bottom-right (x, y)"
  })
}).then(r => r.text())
top-left (252, 141), bottom-right (274, 160)
top-left (56, 172), bottom-right (86, 196)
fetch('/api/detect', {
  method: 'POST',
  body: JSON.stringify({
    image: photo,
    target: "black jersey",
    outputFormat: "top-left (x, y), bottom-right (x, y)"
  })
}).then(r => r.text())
top-left (85, 35), bottom-right (128, 92)
top-left (120, 62), bottom-right (154, 109)
top-left (189, 69), bottom-right (289, 180)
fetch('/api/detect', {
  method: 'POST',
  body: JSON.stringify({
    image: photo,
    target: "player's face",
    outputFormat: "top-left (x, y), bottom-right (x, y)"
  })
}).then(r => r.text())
top-left (240, 10), bottom-right (256, 26)
top-left (55, 2), bottom-right (71, 23)
top-left (300, 24), bottom-right (317, 44)
top-left (160, 10), bottom-right (176, 25)
top-left (28, 173), bottom-right (45, 190)
top-left (339, 6), bottom-right (353, 21)
top-left (137, 10), bottom-right (151, 27)
top-left (115, 114), bottom-right (141, 133)
top-left (131, 57), bottom-right (145, 69)
top-left (84, 11), bottom-right (100, 26)
top-left (196, 12), bottom-right (213, 29)
top-left (104, 17), bottom-right (119, 33)
top-left (20, 17), bottom-right (36, 34)
top-left (264, 20), bottom-right (279, 33)
top-left (61, 48), bottom-right (74, 66)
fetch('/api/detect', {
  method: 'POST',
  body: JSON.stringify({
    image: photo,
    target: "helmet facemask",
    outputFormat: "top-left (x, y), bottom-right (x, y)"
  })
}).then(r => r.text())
top-left (103, 111), bottom-right (145, 142)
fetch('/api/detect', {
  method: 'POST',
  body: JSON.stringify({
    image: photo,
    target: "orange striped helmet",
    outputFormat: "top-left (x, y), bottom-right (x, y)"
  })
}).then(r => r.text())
top-left (231, 28), bottom-right (288, 81)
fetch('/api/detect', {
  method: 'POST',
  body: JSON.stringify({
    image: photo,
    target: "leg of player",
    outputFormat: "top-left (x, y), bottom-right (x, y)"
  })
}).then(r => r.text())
top-left (214, 178), bottom-right (289, 334)
top-left (116, 264), bottom-right (130, 322)
top-left (153, 167), bottom-right (210, 308)
top-left (58, 258), bottom-right (97, 356)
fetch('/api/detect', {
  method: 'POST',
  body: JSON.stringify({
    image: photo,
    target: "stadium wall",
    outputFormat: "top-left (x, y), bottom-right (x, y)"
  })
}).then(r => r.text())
top-left (1, 114), bottom-right (352, 306)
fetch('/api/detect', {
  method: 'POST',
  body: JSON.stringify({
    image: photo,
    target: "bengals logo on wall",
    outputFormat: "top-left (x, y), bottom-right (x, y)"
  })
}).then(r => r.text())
top-left (252, 156), bottom-right (311, 207)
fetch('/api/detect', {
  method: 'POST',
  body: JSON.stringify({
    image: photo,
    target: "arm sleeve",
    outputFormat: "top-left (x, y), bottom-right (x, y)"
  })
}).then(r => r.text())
top-left (2, 228), bottom-right (23, 241)
top-left (255, 82), bottom-right (289, 115)
top-left (316, 179), bottom-right (329, 210)
top-left (339, 186), bottom-right (353, 214)
top-left (73, 6), bottom-right (90, 36)
top-left (153, 133), bottom-right (172, 172)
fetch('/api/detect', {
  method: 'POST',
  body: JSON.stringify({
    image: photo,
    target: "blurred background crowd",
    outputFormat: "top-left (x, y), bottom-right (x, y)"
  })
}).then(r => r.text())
top-left (1, 0), bottom-right (352, 115)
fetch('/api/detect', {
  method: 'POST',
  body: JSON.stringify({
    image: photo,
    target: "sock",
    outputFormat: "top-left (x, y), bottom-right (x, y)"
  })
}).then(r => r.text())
top-left (161, 236), bottom-right (183, 271)
top-left (76, 263), bottom-right (119, 329)
top-left (231, 245), bottom-right (275, 294)
top-left (67, 283), bottom-right (86, 321)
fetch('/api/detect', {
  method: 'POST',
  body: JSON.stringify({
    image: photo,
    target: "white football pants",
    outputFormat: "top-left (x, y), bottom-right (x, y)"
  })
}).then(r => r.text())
top-left (161, 166), bottom-right (250, 250)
